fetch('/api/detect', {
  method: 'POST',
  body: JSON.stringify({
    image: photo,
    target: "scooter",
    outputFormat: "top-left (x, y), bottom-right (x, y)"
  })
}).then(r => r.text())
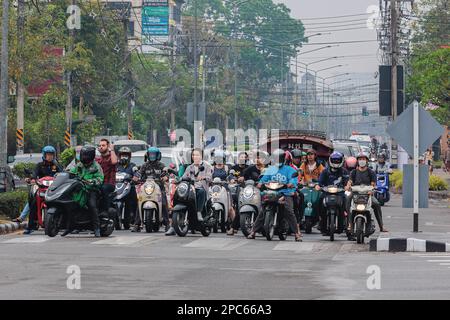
top-left (238, 179), bottom-right (262, 237)
top-left (322, 185), bottom-right (346, 241)
top-left (113, 172), bottom-right (134, 230)
top-left (350, 185), bottom-right (375, 244)
top-left (374, 170), bottom-right (391, 206)
top-left (44, 172), bottom-right (115, 237)
top-left (260, 181), bottom-right (289, 241)
top-left (207, 177), bottom-right (230, 233)
top-left (300, 180), bottom-right (321, 234)
top-left (24, 169), bottom-right (54, 229)
top-left (136, 174), bottom-right (165, 233)
top-left (171, 166), bottom-right (213, 237)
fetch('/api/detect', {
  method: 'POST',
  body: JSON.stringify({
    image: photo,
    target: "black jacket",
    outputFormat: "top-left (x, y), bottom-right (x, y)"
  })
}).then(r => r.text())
top-left (33, 161), bottom-right (63, 179)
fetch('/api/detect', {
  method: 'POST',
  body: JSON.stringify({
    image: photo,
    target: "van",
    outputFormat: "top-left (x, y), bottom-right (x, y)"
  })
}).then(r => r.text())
top-left (113, 140), bottom-right (148, 153)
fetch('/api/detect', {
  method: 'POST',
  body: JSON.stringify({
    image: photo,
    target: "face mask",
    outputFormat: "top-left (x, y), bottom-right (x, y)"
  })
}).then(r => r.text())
top-left (358, 160), bottom-right (367, 167)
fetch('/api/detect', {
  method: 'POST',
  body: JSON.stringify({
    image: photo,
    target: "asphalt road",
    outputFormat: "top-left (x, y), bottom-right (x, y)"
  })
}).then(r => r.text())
top-left (0, 194), bottom-right (449, 300)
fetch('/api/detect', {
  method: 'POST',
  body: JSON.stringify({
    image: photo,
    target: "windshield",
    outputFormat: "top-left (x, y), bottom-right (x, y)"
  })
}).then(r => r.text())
top-left (115, 145), bottom-right (147, 153)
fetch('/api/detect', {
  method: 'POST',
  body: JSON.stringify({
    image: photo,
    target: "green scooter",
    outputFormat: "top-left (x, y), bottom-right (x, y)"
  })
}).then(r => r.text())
top-left (300, 180), bottom-right (321, 234)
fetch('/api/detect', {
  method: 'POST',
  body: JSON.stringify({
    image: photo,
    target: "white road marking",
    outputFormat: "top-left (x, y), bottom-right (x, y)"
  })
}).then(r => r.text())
top-left (91, 236), bottom-right (153, 246)
top-left (272, 242), bottom-right (313, 252)
top-left (438, 263), bottom-right (450, 265)
top-left (426, 260), bottom-right (450, 263)
top-left (183, 238), bottom-right (246, 251)
top-left (2, 235), bottom-right (51, 244)
top-left (425, 222), bottom-right (434, 226)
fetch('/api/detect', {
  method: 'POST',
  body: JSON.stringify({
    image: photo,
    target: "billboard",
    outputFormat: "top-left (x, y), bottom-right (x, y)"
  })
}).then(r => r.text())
top-left (142, 0), bottom-right (169, 42)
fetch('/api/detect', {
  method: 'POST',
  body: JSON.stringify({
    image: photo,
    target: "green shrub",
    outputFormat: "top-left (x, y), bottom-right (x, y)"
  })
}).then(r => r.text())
top-left (12, 162), bottom-right (36, 179)
top-left (0, 190), bottom-right (28, 219)
top-left (429, 175), bottom-right (448, 191)
top-left (390, 170), bottom-right (403, 190)
top-left (60, 147), bottom-right (75, 168)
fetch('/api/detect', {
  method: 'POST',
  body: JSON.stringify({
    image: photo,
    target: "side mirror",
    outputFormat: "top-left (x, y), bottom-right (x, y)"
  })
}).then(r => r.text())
top-left (132, 166), bottom-right (138, 173)
top-left (7, 156), bottom-right (15, 164)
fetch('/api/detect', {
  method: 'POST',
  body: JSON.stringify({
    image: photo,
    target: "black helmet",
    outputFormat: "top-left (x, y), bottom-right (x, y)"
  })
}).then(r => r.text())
top-left (291, 149), bottom-right (302, 158)
top-left (118, 146), bottom-right (132, 165)
top-left (271, 149), bottom-right (286, 166)
top-left (378, 152), bottom-right (386, 161)
top-left (80, 146), bottom-right (96, 166)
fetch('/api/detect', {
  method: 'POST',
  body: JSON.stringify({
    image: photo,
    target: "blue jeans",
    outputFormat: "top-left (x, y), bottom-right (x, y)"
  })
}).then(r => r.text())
top-left (20, 202), bottom-right (30, 220)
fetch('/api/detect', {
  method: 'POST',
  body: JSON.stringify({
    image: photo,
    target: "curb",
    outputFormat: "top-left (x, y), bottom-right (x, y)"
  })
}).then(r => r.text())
top-left (370, 238), bottom-right (450, 252)
top-left (0, 222), bottom-right (28, 235)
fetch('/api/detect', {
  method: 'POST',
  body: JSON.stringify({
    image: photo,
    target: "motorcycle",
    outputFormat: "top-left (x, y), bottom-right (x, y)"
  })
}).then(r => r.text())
top-left (171, 166), bottom-right (212, 237)
top-left (136, 172), bottom-right (166, 233)
top-left (374, 169), bottom-right (391, 206)
top-left (321, 185), bottom-right (346, 241)
top-left (24, 169), bottom-right (54, 229)
top-left (44, 172), bottom-right (115, 237)
top-left (207, 177), bottom-right (230, 233)
top-left (260, 181), bottom-right (290, 241)
top-left (112, 172), bottom-right (134, 230)
top-left (300, 181), bottom-right (321, 234)
top-left (238, 179), bottom-right (262, 237)
top-left (350, 185), bottom-right (375, 244)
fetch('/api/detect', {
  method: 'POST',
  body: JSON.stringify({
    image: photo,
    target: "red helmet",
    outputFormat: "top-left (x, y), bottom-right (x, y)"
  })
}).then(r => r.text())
top-left (346, 156), bottom-right (357, 169)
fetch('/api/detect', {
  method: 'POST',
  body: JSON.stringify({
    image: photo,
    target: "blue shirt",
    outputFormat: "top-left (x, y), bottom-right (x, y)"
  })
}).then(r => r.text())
top-left (318, 167), bottom-right (349, 188)
top-left (259, 165), bottom-right (298, 196)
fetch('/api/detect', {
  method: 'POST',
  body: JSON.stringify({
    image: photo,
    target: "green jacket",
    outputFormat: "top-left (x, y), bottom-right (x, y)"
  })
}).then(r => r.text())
top-left (69, 162), bottom-right (104, 190)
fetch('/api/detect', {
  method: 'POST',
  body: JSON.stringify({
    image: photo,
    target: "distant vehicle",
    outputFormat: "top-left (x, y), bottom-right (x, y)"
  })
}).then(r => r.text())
top-left (113, 140), bottom-right (148, 153)
top-left (349, 134), bottom-right (371, 149)
top-left (132, 150), bottom-right (181, 171)
top-left (332, 140), bottom-right (360, 158)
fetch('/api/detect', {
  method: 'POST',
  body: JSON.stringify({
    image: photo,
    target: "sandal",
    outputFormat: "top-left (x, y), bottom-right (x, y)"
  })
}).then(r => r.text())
top-left (12, 217), bottom-right (23, 223)
top-left (247, 232), bottom-right (256, 239)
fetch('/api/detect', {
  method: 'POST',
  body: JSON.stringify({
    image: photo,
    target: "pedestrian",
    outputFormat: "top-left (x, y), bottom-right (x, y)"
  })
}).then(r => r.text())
top-left (96, 139), bottom-right (118, 212)
top-left (424, 148), bottom-right (434, 174)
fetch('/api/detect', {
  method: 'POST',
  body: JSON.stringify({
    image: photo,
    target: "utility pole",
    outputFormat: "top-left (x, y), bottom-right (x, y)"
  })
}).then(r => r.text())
top-left (295, 53), bottom-right (298, 129)
top-left (123, 10), bottom-right (133, 140)
top-left (193, 0), bottom-right (198, 123)
top-left (0, 0), bottom-right (9, 166)
top-left (65, 0), bottom-right (76, 149)
top-left (391, 0), bottom-right (398, 121)
top-left (16, 0), bottom-right (25, 154)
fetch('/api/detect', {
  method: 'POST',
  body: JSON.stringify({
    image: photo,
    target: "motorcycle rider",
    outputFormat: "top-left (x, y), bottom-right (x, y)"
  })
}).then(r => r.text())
top-left (243, 150), bottom-right (269, 181)
top-left (345, 152), bottom-right (388, 233)
top-left (375, 153), bottom-right (391, 174)
top-left (133, 147), bottom-right (169, 232)
top-left (22, 146), bottom-right (63, 234)
top-left (247, 149), bottom-right (303, 241)
top-left (299, 149), bottom-right (325, 184)
top-left (96, 139), bottom-right (118, 213)
top-left (181, 148), bottom-right (213, 223)
top-left (317, 152), bottom-right (349, 235)
top-left (231, 151), bottom-right (249, 182)
top-left (288, 149), bottom-right (306, 233)
top-left (116, 147), bottom-right (140, 229)
top-left (64, 146), bottom-right (104, 237)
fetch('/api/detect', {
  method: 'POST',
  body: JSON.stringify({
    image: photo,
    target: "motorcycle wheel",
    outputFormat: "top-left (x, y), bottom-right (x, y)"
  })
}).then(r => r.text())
top-left (304, 216), bottom-right (313, 234)
top-left (240, 213), bottom-right (253, 237)
top-left (172, 210), bottom-right (189, 237)
top-left (220, 212), bottom-right (227, 233)
top-left (200, 225), bottom-right (211, 237)
top-left (211, 209), bottom-right (218, 233)
top-left (100, 219), bottom-right (114, 237)
top-left (278, 219), bottom-right (288, 241)
top-left (44, 212), bottom-right (59, 237)
top-left (355, 217), bottom-right (364, 244)
top-left (329, 213), bottom-right (335, 242)
top-left (264, 211), bottom-right (275, 241)
top-left (122, 206), bottom-right (130, 230)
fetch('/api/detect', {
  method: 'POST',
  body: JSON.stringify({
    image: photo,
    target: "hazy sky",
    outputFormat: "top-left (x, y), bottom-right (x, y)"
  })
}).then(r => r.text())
top-left (275, 0), bottom-right (381, 79)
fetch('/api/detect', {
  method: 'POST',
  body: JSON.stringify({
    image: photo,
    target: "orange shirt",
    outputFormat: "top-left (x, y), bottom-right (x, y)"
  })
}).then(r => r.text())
top-left (300, 162), bottom-right (324, 184)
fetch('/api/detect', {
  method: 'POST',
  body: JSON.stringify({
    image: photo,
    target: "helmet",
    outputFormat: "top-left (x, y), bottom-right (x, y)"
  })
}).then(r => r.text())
top-left (253, 149), bottom-right (269, 165)
top-left (212, 149), bottom-right (226, 165)
top-left (306, 149), bottom-right (317, 158)
top-left (147, 147), bottom-right (161, 162)
top-left (42, 145), bottom-right (56, 161)
top-left (356, 151), bottom-right (369, 161)
top-left (118, 147), bottom-right (132, 165)
top-left (271, 149), bottom-right (286, 166)
top-left (378, 152), bottom-right (386, 161)
top-left (80, 146), bottom-right (96, 166)
top-left (329, 151), bottom-right (344, 169)
top-left (291, 149), bottom-right (302, 158)
top-left (346, 156), bottom-right (357, 169)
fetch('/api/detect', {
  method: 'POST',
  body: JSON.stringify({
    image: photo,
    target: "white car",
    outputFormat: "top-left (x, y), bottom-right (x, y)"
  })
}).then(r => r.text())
top-left (132, 150), bottom-right (181, 171)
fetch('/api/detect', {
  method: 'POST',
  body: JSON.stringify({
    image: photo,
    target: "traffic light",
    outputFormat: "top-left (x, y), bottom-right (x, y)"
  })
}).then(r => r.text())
top-left (362, 107), bottom-right (369, 116)
top-left (302, 109), bottom-right (309, 117)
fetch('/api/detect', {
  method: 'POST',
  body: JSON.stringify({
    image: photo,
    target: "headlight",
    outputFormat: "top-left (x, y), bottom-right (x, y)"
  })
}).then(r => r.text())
top-left (266, 182), bottom-right (283, 190)
top-left (356, 204), bottom-right (366, 211)
top-left (144, 182), bottom-right (155, 195)
top-left (327, 187), bottom-right (338, 194)
top-left (212, 192), bottom-right (220, 198)
top-left (243, 186), bottom-right (254, 199)
top-left (43, 180), bottom-right (53, 187)
top-left (116, 173), bottom-right (126, 183)
top-left (177, 182), bottom-right (189, 197)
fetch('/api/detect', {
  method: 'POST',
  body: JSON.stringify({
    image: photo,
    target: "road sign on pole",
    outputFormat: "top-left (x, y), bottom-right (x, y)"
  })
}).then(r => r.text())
top-left (387, 101), bottom-right (444, 232)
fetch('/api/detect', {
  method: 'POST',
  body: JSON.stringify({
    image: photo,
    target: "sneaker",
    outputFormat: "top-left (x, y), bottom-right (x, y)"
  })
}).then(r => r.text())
top-left (23, 229), bottom-right (34, 235)
top-left (71, 229), bottom-right (80, 234)
top-left (131, 225), bottom-right (141, 232)
top-left (12, 217), bottom-right (23, 223)
top-left (165, 227), bottom-right (176, 236)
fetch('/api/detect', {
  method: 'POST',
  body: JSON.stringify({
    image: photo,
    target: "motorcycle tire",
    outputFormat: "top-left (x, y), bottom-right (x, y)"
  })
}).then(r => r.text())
top-left (329, 213), bottom-right (335, 242)
top-left (278, 219), bottom-right (288, 241)
top-left (240, 213), bottom-right (253, 237)
top-left (304, 216), bottom-right (313, 234)
top-left (100, 219), bottom-right (114, 237)
top-left (211, 209), bottom-right (218, 233)
top-left (264, 211), bottom-right (275, 241)
top-left (44, 212), bottom-right (59, 237)
top-left (200, 225), bottom-right (211, 237)
top-left (355, 217), bottom-right (364, 244)
top-left (144, 210), bottom-right (154, 233)
top-left (173, 211), bottom-right (189, 237)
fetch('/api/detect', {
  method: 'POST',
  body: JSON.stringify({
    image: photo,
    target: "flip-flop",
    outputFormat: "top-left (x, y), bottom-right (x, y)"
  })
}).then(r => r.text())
top-left (295, 234), bottom-right (303, 242)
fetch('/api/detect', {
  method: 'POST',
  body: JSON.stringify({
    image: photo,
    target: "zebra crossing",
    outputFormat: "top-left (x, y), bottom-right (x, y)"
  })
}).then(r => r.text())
top-left (411, 253), bottom-right (450, 271)
top-left (0, 231), bottom-right (364, 253)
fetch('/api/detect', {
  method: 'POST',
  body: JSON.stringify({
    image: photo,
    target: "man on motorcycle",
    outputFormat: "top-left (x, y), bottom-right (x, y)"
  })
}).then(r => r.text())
top-left (243, 150), bottom-right (268, 181)
top-left (375, 153), bottom-right (391, 174)
top-left (117, 147), bottom-right (140, 229)
top-left (65, 146), bottom-right (104, 237)
top-left (288, 149), bottom-right (306, 233)
top-left (231, 151), bottom-right (249, 182)
top-left (96, 139), bottom-right (118, 213)
top-left (247, 149), bottom-right (303, 241)
top-left (181, 148), bottom-right (213, 223)
top-left (317, 152), bottom-right (349, 234)
top-left (299, 149), bottom-right (325, 184)
top-left (22, 146), bottom-right (63, 234)
top-left (134, 147), bottom-right (169, 232)
top-left (345, 152), bottom-right (388, 233)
